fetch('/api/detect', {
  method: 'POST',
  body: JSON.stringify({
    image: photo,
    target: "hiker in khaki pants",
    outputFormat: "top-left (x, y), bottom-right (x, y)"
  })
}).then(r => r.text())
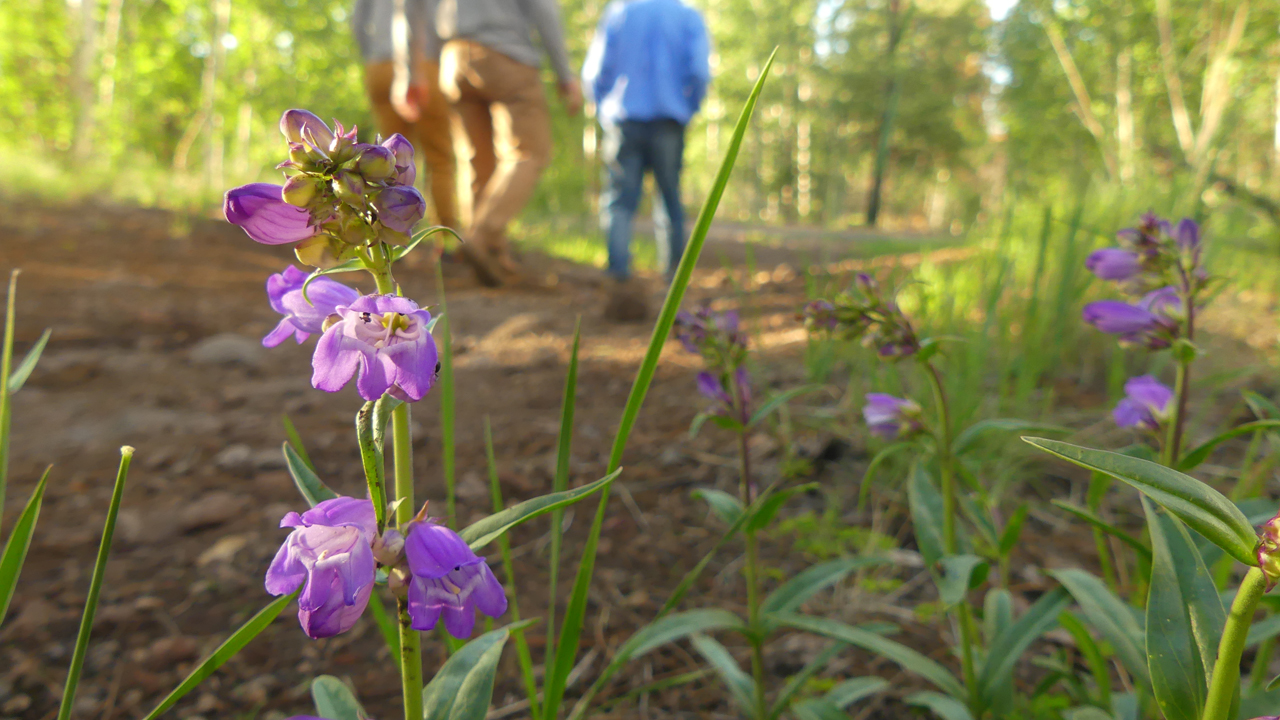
top-left (432, 0), bottom-right (582, 286)
top-left (353, 0), bottom-right (460, 233)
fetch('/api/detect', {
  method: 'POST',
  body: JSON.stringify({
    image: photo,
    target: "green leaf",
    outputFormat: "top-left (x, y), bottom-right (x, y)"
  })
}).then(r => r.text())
top-left (746, 482), bottom-right (819, 533)
top-left (1268, 674), bottom-right (1280, 692)
top-left (141, 590), bottom-right (299, 720)
top-left (768, 642), bottom-right (846, 720)
top-left (775, 613), bottom-right (965, 698)
top-left (394, 225), bottom-right (462, 262)
top-left (978, 587), bottom-right (1069, 704)
top-left (1246, 612), bottom-right (1280, 648)
top-left (284, 441), bottom-right (338, 507)
top-left (459, 469), bottom-right (621, 551)
top-left (747, 384), bottom-right (823, 428)
top-left (1143, 501), bottom-right (1223, 720)
top-left (422, 620), bottom-right (533, 720)
top-left (825, 677), bottom-right (890, 708)
top-left (905, 691), bottom-right (976, 720)
top-left (936, 554), bottom-right (989, 608)
top-left (281, 414), bottom-right (316, 473)
top-left (0, 466), bottom-right (50, 625)
top-left (689, 634), bottom-right (756, 713)
top-left (1050, 569), bottom-right (1150, 687)
top-left (790, 698), bottom-right (852, 720)
top-left (6, 328), bottom-right (50, 394)
top-left (547, 51), bottom-right (777, 720)
top-left (311, 676), bottom-right (364, 720)
top-left (997, 504), bottom-right (1030, 557)
top-left (1059, 611), bottom-right (1112, 711)
top-left (1050, 500), bottom-right (1152, 563)
top-left (1063, 708), bottom-right (1114, 720)
top-left (909, 464), bottom-right (947, 566)
top-left (858, 440), bottom-right (914, 509)
top-left (1177, 420), bottom-right (1280, 471)
top-left (761, 556), bottom-right (888, 618)
top-left (1024, 438), bottom-right (1258, 566)
top-left (58, 449), bottom-right (133, 720)
top-left (1243, 391), bottom-right (1280, 421)
top-left (355, 401), bottom-right (387, 530)
top-left (614, 608), bottom-right (746, 660)
top-left (691, 488), bottom-right (744, 526)
top-left (543, 320), bottom-right (580, 696)
top-left (983, 589), bottom-right (1013, 647)
top-left (952, 419), bottom-right (1068, 456)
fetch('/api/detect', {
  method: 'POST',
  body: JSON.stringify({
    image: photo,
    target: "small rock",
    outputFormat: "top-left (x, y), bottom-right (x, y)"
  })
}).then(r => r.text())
top-left (148, 636), bottom-right (200, 666)
top-left (233, 676), bottom-right (278, 706)
top-left (117, 508), bottom-right (180, 544)
top-left (252, 448), bottom-right (287, 470)
top-left (213, 444), bottom-right (253, 474)
top-left (195, 693), bottom-right (219, 713)
top-left (2, 695), bottom-right (31, 714)
top-left (190, 334), bottom-right (264, 367)
top-left (178, 492), bottom-right (247, 532)
top-left (197, 534), bottom-right (249, 566)
top-left (456, 471), bottom-right (488, 502)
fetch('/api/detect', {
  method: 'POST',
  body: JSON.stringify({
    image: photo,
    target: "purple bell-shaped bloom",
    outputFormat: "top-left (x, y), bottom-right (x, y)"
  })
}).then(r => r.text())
top-left (266, 497), bottom-right (378, 639)
top-left (224, 183), bottom-right (320, 245)
top-left (381, 134), bottom-right (416, 186)
top-left (863, 393), bottom-right (921, 440)
top-left (1085, 248), bottom-right (1141, 281)
top-left (1139, 286), bottom-right (1182, 320)
top-left (402, 519), bottom-right (507, 638)
top-left (1172, 217), bottom-right (1200, 253)
top-left (695, 367), bottom-right (752, 423)
top-left (280, 109), bottom-right (336, 149)
top-left (263, 266), bottom-right (361, 347)
top-left (311, 294), bottom-right (439, 402)
top-left (373, 186), bottom-right (427, 233)
top-left (1112, 375), bottom-right (1173, 431)
top-left (1082, 301), bottom-right (1158, 335)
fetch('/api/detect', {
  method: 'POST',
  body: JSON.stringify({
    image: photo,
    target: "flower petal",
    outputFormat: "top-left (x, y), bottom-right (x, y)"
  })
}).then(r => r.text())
top-left (224, 183), bottom-right (318, 245)
top-left (312, 328), bottom-right (364, 393)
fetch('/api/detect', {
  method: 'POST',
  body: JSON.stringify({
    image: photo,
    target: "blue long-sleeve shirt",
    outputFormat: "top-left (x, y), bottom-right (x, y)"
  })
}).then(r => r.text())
top-left (582, 0), bottom-right (710, 126)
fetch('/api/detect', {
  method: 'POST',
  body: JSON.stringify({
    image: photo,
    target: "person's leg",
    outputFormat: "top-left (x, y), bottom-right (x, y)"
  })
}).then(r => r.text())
top-left (414, 59), bottom-right (460, 231)
top-left (600, 121), bottom-right (647, 281)
top-left (649, 120), bottom-right (687, 281)
top-left (465, 48), bottom-right (551, 267)
top-left (364, 60), bottom-right (417, 149)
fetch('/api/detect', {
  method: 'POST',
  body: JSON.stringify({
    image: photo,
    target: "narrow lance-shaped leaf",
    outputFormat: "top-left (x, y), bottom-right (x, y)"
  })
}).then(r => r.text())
top-left (6, 327), bottom-right (50, 394)
top-left (0, 466), bottom-right (51, 625)
top-left (283, 441), bottom-right (339, 507)
top-left (978, 587), bottom-right (1070, 703)
top-left (356, 401), bottom-right (388, 530)
top-left (1178, 420), bottom-right (1280, 471)
top-left (544, 320), bottom-right (581, 688)
top-left (544, 50), bottom-right (777, 720)
top-left (1051, 499), bottom-right (1152, 563)
top-left (140, 590), bottom-right (300, 720)
top-left (459, 469), bottom-right (621, 551)
top-left (1049, 568), bottom-right (1150, 687)
top-left (1024, 438), bottom-right (1258, 566)
top-left (689, 634), bottom-right (756, 714)
top-left (311, 676), bottom-right (364, 720)
top-left (421, 620), bottom-right (535, 720)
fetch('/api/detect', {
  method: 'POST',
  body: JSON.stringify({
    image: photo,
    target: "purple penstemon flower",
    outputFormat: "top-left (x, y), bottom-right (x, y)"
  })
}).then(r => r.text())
top-left (402, 517), bottom-right (507, 638)
top-left (266, 497), bottom-right (377, 639)
top-left (312, 294), bottom-right (439, 402)
top-left (863, 393), bottom-right (921, 439)
top-left (263, 266), bottom-right (360, 347)
top-left (1112, 375), bottom-right (1173, 431)
top-left (224, 183), bottom-right (321, 246)
top-left (373, 186), bottom-right (427, 234)
top-left (696, 367), bottom-right (752, 423)
top-left (1085, 248), bottom-right (1141, 281)
top-left (1082, 290), bottom-right (1180, 348)
top-left (801, 300), bottom-right (839, 330)
top-left (381, 133), bottom-right (416, 186)
top-left (1257, 510), bottom-right (1280, 591)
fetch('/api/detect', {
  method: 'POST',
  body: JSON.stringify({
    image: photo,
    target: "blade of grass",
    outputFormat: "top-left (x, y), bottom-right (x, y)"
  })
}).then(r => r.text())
top-left (140, 589), bottom-right (299, 720)
top-left (0, 465), bottom-right (51, 625)
top-left (0, 270), bottom-right (18, 529)
top-left (485, 417), bottom-right (539, 718)
top-left (367, 590), bottom-right (401, 658)
top-left (544, 48), bottom-right (777, 720)
top-left (545, 320), bottom-right (582, 691)
top-left (7, 327), bottom-right (50, 395)
top-left (281, 414), bottom-right (316, 474)
top-left (57, 446), bottom-right (133, 720)
top-left (436, 262), bottom-right (457, 529)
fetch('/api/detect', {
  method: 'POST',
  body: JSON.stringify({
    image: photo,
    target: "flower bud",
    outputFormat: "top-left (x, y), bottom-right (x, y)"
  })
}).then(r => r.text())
top-left (281, 174), bottom-right (326, 208)
top-left (854, 272), bottom-right (877, 296)
top-left (332, 170), bottom-right (367, 209)
top-left (373, 186), bottom-right (426, 233)
top-left (381, 133), bottom-right (416, 186)
top-left (354, 144), bottom-right (397, 182)
top-left (280, 109), bottom-right (335, 148)
top-left (1257, 511), bottom-right (1280, 591)
top-left (373, 528), bottom-right (405, 567)
top-left (863, 393), bottom-right (921, 440)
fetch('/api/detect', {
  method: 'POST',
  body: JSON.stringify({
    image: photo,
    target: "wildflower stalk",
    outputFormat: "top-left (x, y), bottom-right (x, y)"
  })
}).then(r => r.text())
top-left (738, 429), bottom-right (767, 720)
top-left (371, 265), bottom-right (424, 720)
top-left (1201, 567), bottom-right (1266, 720)
top-left (1164, 267), bottom-right (1195, 467)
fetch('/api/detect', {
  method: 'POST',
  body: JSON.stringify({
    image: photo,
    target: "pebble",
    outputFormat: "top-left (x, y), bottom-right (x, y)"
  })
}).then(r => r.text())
top-left (178, 491), bottom-right (247, 532)
top-left (148, 636), bottom-right (200, 666)
top-left (213, 444), bottom-right (253, 474)
top-left (189, 333), bottom-right (264, 367)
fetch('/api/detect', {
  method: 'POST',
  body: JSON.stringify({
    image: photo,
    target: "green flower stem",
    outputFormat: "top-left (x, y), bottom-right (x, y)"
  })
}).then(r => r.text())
top-left (370, 265), bottom-right (423, 720)
top-left (0, 270), bottom-right (17, 529)
top-left (1202, 566), bottom-right (1266, 720)
top-left (739, 431), bottom-right (767, 720)
top-left (924, 362), bottom-right (956, 554)
top-left (1165, 271), bottom-right (1196, 467)
top-left (957, 603), bottom-right (979, 711)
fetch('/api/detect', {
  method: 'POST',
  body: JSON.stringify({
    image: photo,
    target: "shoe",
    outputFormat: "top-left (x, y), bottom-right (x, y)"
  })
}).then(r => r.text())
top-left (603, 277), bottom-right (651, 323)
top-left (456, 242), bottom-right (503, 287)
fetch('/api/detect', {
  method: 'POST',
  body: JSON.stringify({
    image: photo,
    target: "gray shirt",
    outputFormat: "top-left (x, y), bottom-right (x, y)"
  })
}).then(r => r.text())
top-left (352, 0), bottom-right (441, 63)
top-left (435, 0), bottom-right (573, 83)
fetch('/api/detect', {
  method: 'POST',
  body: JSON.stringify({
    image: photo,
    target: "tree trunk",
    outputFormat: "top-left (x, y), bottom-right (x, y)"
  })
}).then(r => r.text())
top-left (96, 0), bottom-right (125, 116)
top-left (70, 0), bottom-right (99, 162)
top-left (1041, 11), bottom-right (1118, 178)
top-left (173, 0), bottom-right (231, 175)
top-left (865, 0), bottom-right (911, 227)
top-left (1116, 48), bottom-right (1135, 184)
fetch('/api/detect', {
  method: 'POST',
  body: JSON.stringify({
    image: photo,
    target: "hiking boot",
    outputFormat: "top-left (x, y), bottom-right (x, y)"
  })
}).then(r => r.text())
top-left (603, 277), bottom-right (651, 323)
top-left (456, 243), bottom-right (503, 287)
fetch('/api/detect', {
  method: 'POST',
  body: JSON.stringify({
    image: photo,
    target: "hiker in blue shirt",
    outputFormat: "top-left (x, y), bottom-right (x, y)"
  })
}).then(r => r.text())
top-left (583, 0), bottom-right (710, 321)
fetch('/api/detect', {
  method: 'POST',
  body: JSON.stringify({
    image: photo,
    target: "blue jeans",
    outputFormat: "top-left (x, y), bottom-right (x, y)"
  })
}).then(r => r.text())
top-left (600, 120), bottom-right (686, 280)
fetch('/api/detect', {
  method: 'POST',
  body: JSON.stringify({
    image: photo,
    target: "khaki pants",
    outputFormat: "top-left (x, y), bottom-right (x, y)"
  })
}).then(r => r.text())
top-left (439, 40), bottom-right (551, 258)
top-left (364, 60), bottom-right (460, 231)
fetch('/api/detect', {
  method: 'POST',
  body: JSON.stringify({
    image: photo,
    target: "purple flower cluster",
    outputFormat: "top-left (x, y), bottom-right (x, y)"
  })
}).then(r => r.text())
top-left (862, 393), bottom-right (922, 440)
top-left (675, 307), bottom-right (754, 424)
top-left (266, 497), bottom-right (506, 639)
top-left (1111, 375), bottom-right (1173, 431)
top-left (1082, 286), bottom-right (1183, 349)
top-left (801, 272), bottom-right (919, 360)
top-left (225, 110), bottom-right (426, 268)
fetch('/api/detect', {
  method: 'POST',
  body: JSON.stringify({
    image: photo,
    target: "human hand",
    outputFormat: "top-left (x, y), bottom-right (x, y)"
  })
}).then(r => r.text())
top-left (559, 80), bottom-right (583, 117)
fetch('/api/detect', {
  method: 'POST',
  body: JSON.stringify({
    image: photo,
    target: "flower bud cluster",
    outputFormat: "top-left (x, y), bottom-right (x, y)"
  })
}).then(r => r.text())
top-left (1256, 510), bottom-right (1280, 591)
top-left (225, 109), bottom-right (427, 269)
top-left (863, 393), bottom-right (923, 440)
top-left (674, 307), bottom-right (753, 424)
top-left (800, 273), bottom-right (920, 360)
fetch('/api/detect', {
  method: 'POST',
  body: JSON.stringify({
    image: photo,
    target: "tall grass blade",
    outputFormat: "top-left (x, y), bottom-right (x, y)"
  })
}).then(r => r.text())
top-left (367, 590), bottom-right (400, 657)
top-left (281, 414), bottom-right (316, 473)
top-left (485, 417), bottom-right (539, 717)
top-left (57, 447), bottom-right (133, 720)
top-left (7, 327), bottom-right (50, 394)
top-left (545, 320), bottom-right (582, 693)
top-left (544, 48), bottom-right (777, 720)
top-left (0, 270), bottom-right (18, 527)
top-left (0, 465), bottom-right (51, 625)
top-left (141, 589), bottom-right (299, 720)
top-left (436, 262), bottom-right (457, 528)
